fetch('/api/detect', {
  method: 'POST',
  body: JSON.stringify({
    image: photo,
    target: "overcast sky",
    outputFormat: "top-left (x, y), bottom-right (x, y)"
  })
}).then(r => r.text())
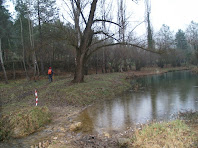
top-left (120, 0), bottom-right (198, 36)
top-left (56, 0), bottom-right (198, 36)
top-left (150, 0), bottom-right (198, 32)
top-left (6, 0), bottom-right (198, 35)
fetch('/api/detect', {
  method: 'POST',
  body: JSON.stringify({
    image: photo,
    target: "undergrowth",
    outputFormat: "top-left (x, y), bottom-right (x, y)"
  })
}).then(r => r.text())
top-left (131, 120), bottom-right (197, 148)
top-left (0, 106), bottom-right (51, 141)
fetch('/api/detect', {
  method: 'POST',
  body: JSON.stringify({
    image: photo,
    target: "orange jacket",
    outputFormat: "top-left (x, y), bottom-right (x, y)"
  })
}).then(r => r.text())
top-left (48, 69), bottom-right (52, 75)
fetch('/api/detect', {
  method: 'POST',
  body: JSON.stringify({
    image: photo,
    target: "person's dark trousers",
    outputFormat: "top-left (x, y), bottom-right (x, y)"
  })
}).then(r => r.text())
top-left (48, 74), bottom-right (53, 82)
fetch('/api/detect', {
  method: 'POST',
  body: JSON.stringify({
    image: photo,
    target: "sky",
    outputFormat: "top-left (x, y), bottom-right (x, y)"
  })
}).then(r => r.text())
top-left (121, 0), bottom-right (198, 36)
top-left (150, 0), bottom-right (198, 32)
top-left (56, 0), bottom-right (198, 36)
top-left (5, 0), bottom-right (198, 36)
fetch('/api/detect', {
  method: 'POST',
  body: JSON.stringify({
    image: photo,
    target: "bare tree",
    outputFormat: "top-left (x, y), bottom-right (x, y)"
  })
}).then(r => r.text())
top-left (0, 2), bottom-right (9, 84)
top-left (145, 0), bottom-right (154, 65)
top-left (69, 0), bottom-right (123, 82)
top-left (72, 0), bottom-right (98, 82)
top-left (28, 16), bottom-right (40, 81)
top-left (186, 21), bottom-right (198, 64)
top-left (145, 0), bottom-right (153, 50)
top-left (101, 0), bottom-right (108, 73)
top-left (118, 0), bottom-right (126, 43)
top-left (37, 0), bottom-right (45, 74)
top-left (155, 24), bottom-right (174, 50)
top-left (186, 21), bottom-right (198, 52)
top-left (155, 24), bottom-right (174, 67)
top-left (29, 0), bottom-right (58, 75)
top-left (117, 0), bottom-right (129, 71)
top-left (0, 38), bottom-right (8, 83)
top-left (20, 17), bottom-right (30, 80)
top-left (63, 0), bottom-right (155, 83)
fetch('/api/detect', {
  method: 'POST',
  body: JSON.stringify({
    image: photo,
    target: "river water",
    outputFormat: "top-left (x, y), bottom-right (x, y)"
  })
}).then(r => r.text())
top-left (76, 70), bottom-right (198, 134)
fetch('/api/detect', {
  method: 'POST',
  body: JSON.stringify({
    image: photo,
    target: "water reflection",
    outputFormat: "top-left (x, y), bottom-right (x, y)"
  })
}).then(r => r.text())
top-left (76, 71), bottom-right (198, 133)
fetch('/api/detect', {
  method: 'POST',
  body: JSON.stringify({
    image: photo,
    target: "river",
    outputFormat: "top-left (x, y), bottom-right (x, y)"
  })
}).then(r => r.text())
top-left (76, 70), bottom-right (198, 134)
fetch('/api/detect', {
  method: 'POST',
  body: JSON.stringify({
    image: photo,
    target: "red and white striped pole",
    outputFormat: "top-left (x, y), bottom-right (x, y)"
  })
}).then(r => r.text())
top-left (35, 89), bottom-right (38, 106)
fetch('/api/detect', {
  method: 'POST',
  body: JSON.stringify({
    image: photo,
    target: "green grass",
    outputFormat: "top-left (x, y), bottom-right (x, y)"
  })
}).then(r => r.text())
top-left (59, 73), bottom-right (130, 105)
top-left (0, 106), bottom-right (51, 140)
top-left (0, 73), bottom-right (129, 107)
top-left (131, 120), bottom-right (197, 148)
top-left (0, 73), bottom-right (130, 140)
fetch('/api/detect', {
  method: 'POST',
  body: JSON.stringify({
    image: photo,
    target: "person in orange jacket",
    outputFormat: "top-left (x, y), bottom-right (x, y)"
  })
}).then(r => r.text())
top-left (48, 67), bottom-right (53, 82)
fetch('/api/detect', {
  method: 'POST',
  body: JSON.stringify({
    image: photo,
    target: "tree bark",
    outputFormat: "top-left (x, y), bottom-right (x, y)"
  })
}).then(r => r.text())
top-left (37, 0), bottom-right (44, 75)
top-left (20, 17), bottom-right (29, 81)
top-left (73, 51), bottom-right (85, 83)
top-left (71, 0), bottom-right (81, 47)
top-left (28, 16), bottom-right (39, 81)
top-left (95, 52), bottom-right (98, 74)
top-left (72, 0), bottom-right (98, 83)
top-left (101, 0), bottom-right (106, 73)
top-left (0, 38), bottom-right (8, 84)
top-left (13, 62), bottom-right (16, 80)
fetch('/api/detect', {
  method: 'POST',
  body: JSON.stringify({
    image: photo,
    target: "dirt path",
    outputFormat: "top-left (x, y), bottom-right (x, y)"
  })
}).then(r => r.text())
top-left (3, 105), bottom-right (123, 148)
top-left (0, 105), bottom-right (83, 147)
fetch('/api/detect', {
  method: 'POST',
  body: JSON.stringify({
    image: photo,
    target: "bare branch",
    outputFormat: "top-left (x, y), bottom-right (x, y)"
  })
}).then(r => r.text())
top-left (89, 36), bottom-right (111, 47)
top-left (132, 0), bottom-right (138, 4)
top-left (62, 0), bottom-right (74, 20)
top-left (73, 0), bottom-right (87, 25)
top-left (70, 0), bottom-right (83, 39)
top-left (130, 20), bottom-right (145, 34)
top-left (93, 19), bottom-right (121, 27)
top-left (103, 0), bottom-right (113, 18)
top-left (94, 30), bottom-right (119, 42)
top-left (61, 13), bottom-right (71, 23)
top-left (88, 42), bottom-right (163, 58)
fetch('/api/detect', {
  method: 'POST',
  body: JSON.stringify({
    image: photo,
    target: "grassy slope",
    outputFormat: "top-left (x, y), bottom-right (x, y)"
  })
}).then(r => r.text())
top-left (0, 107), bottom-right (51, 140)
top-left (0, 66), bottom-right (191, 109)
top-left (0, 73), bottom-right (130, 109)
top-left (131, 120), bottom-right (197, 147)
top-left (0, 73), bottom-right (130, 140)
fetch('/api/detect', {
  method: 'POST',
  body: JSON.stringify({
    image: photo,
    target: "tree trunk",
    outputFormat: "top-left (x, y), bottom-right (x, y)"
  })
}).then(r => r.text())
top-left (28, 16), bottom-right (39, 81)
top-left (73, 51), bottom-right (85, 83)
top-left (37, 0), bottom-right (44, 75)
top-left (96, 52), bottom-right (98, 74)
top-left (0, 38), bottom-right (8, 84)
top-left (20, 17), bottom-right (29, 81)
top-left (36, 60), bottom-right (40, 78)
top-left (102, 49), bottom-right (105, 73)
top-left (13, 62), bottom-right (16, 80)
top-left (71, 0), bottom-right (81, 47)
top-left (101, 0), bottom-right (106, 73)
top-left (104, 50), bottom-right (108, 73)
top-left (72, 0), bottom-right (98, 83)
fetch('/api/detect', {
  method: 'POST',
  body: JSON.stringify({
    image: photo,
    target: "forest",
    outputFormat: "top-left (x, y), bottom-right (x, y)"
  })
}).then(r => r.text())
top-left (1, 0), bottom-right (198, 83)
